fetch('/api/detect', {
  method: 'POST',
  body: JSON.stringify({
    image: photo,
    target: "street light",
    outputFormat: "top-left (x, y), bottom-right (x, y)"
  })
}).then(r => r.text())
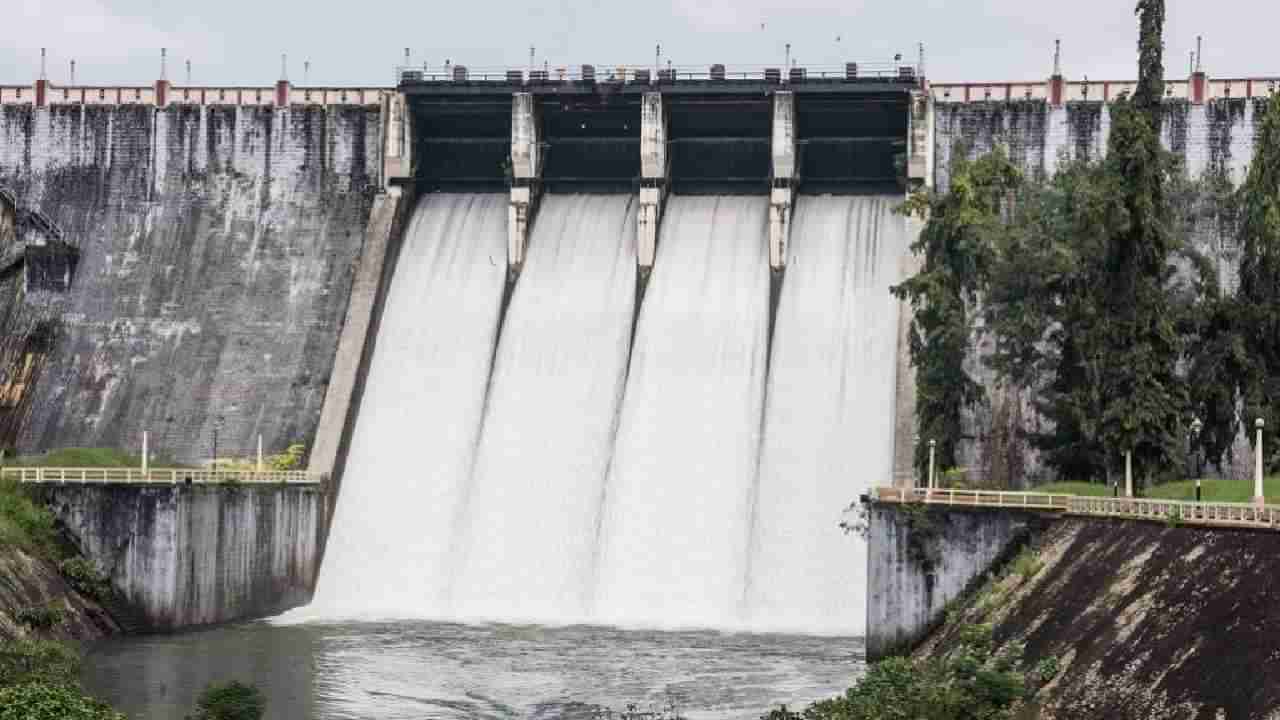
top-left (1190, 417), bottom-right (1203, 502)
top-left (211, 414), bottom-right (225, 470)
top-left (928, 439), bottom-right (937, 492)
top-left (1255, 417), bottom-right (1266, 507)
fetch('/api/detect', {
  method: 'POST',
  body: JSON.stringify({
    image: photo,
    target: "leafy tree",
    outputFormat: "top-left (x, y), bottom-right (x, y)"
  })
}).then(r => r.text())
top-left (1235, 93), bottom-right (1280, 465)
top-left (1092, 0), bottom-right (1188, 483)
top-left (985, 159), bottom-right (1113, 482)
top-left (190, 680), bottom-right (267, 720)
top-left (893, 149), bottom-right (1022, 478)
top-left (0, 683), bottom-right (126, 720)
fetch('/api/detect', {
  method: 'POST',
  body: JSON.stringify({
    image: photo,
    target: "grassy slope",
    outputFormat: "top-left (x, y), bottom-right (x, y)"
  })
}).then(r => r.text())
top-left (0, 480), bottom-right (59, 558)
top-left (1037, 477), bottom-right (1280, 503)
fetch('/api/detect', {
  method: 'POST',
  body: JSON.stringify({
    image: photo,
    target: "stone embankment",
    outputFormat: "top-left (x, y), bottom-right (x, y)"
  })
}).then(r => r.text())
top-left (915, 517), bottom-right (1280, 719)
top-left (0, 546), bottom-right (118, 643)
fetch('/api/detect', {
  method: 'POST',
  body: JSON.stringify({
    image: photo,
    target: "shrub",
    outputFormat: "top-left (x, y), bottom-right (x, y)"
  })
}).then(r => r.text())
top-left (0, 682), bottom-right (125, 720)
top-left (15, 604), bottom-right (65, 631)
top-left (191, 681), bottom-right (267, 720)
top-left (58, 557), bottom-right (111, 601)
top-left (0, 638), bottom-right (80, 688)
top-left (765, 625), bottom-right (1029, 720)
top-left (267, 444), bottom-right (306, 471)
top-left (1009, 548), bottom-right (1044, 583)
top-left (0, 478), bottom-right (58, 554)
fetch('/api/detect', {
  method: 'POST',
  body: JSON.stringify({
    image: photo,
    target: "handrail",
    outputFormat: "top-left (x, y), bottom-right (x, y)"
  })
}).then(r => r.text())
top-left (872, 486), bottom-right (1280, 530)
top-left (393, 62), bottom-right (916, 86)
top-left (0, 466), bottom-right (324, 485)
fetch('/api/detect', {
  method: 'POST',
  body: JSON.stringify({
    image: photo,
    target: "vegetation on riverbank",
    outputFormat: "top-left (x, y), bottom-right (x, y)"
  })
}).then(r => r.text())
top-left (0, 639), bottom-right (124, 720)
top-left (1038, 476), bottom-right (1280, 503)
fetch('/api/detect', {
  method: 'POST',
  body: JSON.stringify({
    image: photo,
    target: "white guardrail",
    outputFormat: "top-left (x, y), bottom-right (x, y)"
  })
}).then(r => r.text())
top-left (873, 487), bottom-right (1280, 530)
top-left (1, 467), bottom-right (324, 486)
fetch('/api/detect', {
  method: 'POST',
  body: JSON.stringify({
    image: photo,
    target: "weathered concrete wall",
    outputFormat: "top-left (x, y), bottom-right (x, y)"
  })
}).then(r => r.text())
top-left (0, 103), bottom-right (380, 463)
top-left (41, 484), bottom-right (326, 630)
top-left (865, 503), bottom-right (1046, 659)
top-left (917, 517), bottom-right (1280, 720)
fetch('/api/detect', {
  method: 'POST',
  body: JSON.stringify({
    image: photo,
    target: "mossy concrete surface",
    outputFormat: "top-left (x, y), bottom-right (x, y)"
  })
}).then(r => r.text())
top-left (917, 518), bottom-right (1280, 719)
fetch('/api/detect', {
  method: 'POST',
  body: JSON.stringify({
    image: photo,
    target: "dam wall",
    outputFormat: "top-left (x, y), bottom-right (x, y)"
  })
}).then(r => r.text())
top-left (0, 97), bottom-right (383, 464)
top-left (864, 502), bottom-right (1050, 659)
top-left (39, 483), bottom-right (326, 630)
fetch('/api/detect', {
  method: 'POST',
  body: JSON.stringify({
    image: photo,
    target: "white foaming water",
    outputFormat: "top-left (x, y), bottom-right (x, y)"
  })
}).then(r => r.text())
top-left (450, 195), bottom-right (637, 621)
top-left (745, 196), bottom-right (909, 635)
top-left (594, 195), bottom-right (770, 629)
top-left (303, 193), bottom-right (508, 619)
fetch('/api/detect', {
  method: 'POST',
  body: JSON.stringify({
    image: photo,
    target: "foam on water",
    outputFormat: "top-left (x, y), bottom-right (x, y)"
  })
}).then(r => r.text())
top-left (304, 193), bottom-right (508, 619)
top-left (594, 195), bottom-right (770, 629)
top-left (744, 195), bottom-right (910, 635)
top-left (449, 194), bottom-right (637, 621)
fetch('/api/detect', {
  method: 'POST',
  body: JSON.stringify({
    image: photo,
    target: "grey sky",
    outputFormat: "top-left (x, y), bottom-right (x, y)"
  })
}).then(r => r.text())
top-left (4, 0), bottom-right (1277, 87)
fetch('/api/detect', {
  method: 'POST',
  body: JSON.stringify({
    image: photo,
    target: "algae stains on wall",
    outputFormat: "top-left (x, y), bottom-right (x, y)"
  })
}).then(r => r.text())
top-left (0, 103), bottom-right (380, 462)
top-left (919, 518), bottom-right (1280, 720)
top-left (865, 503), bottom-right (1046, 659)
top-left (42, 484), bottom-right (326, 630)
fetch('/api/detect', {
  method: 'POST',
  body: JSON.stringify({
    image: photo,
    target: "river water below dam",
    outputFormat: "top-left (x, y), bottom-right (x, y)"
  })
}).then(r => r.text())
top-left (82, 621), bottom-right (865, 719)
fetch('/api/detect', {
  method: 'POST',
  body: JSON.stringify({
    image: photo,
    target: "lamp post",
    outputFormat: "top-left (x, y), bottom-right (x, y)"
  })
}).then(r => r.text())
top-left (928, 439), bottom-right (937, 492)
top-left (1123, 450), bottom-right (1132, 498)
top-left (1255, 417), bottom-right (1266, 507)
top-left (211, 414), bottom-right (224, 470)
top-left (1190, 417), bottom-right (1203, 502)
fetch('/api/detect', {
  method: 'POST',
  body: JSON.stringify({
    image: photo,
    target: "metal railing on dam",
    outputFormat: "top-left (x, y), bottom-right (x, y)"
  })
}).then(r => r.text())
top-left (874, 486), bottom-right (1280, 530)
top-left (1, 467), bottom-right (324, 486)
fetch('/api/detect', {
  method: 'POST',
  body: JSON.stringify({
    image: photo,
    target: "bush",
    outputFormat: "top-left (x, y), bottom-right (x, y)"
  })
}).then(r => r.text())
top-left (15, 604), bottom-right (65, 631)
top-left (1009, 548), bottom-right (1044, 583)
top-left (267, 444), bottom-right (306, 471)
top-left (765, 625), bottom-right (1029, 720)
top-left (0, 638), bottom-right (80, 688)
top-left (190, 681), bottom-right (267, 720)
top-left (0, 682), bottom-right (125, 720)
top-left (0, 478), bottom-right (58, 554)
top-left (58, 557), bottom-right (111, 601)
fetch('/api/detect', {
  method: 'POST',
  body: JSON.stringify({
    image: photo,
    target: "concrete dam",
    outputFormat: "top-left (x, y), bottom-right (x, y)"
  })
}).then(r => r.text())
top-left (2, 60), bottom-right (1277, 634)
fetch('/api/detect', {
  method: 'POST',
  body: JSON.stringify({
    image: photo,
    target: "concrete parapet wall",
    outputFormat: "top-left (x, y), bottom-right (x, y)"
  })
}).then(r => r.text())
top-left (41, 484), bottom-right (326, 630)
top-left (932, 76), bottom-right (1279, 104)
top-left (865, 503), bottom-right (1048, 659)
top-left (2, 83), bottom-right (387, 108)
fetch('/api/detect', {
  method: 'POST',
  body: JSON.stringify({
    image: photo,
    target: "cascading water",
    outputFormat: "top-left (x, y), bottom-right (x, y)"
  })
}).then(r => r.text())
top-left (306, 193), bottom-right (508, 618)
top-left (303, 191), bottom-right (908, 637)
top-left (594, 195), bottom-right (770, 629)
top-left (450, 194), bottom-right (637, 622)
top-left (744, 196), bottom-right (910, 635)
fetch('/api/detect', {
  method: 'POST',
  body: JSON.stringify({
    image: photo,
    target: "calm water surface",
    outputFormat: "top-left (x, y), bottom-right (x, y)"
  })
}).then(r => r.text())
top-left (83, 621), bottom-right (865, 720)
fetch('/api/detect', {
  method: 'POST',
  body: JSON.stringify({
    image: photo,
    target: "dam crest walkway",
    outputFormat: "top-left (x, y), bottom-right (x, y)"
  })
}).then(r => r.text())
top-left (874, 486), bottom-right (1280, 531)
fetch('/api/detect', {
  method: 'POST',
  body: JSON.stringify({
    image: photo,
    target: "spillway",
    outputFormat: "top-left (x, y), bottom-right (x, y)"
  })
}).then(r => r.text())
top-left (450, 194), bottom-right (637, 622)
top-left (594, 195), bottom-right (770, 629)
top-left (307, 193), bottom-right (508, 618)
top-left (745, 196), bottom-right (910, 635)
top-left (304, 191), bottom-right (907, 636)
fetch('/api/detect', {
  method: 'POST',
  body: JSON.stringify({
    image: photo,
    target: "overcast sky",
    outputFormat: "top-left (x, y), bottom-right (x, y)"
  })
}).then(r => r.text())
top-left (5, 0), bottom-right (1278, 87)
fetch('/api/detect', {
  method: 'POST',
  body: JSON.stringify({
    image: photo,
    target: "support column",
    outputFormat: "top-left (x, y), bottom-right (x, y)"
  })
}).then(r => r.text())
top-left (638, 92), bottom-right (667, 271)
top-left (769, 91), bottom-right (797, 270)
top-left (382, 92), bottom-right (412, 189)
top-left (907, 89), bottom-right (934, 189)
top-left (509, 92), bottom-right (541, 272)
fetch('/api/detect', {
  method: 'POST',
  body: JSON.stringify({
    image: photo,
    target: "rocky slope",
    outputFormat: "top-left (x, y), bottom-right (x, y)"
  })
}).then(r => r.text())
top-left (916, 517), bottom-right (1280, 719)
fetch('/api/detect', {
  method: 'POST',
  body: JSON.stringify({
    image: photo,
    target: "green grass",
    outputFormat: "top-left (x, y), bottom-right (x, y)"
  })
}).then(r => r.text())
top-left (0, 478), bottom-right (59, 555)
top-left (8, 448), bottom-right (143, 468)
top-left (1037, 477), bottom-right (1280, 503)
